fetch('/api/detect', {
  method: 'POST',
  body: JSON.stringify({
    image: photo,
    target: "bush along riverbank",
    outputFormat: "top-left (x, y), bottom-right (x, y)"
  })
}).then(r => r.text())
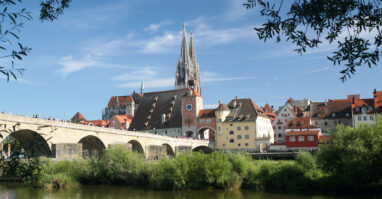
top-left (1, 122), bottom-right (382, 192)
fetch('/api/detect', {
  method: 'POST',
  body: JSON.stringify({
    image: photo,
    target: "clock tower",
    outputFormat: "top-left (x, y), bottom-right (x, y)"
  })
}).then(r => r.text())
top-left (181, 79), bottom-right (203, 138)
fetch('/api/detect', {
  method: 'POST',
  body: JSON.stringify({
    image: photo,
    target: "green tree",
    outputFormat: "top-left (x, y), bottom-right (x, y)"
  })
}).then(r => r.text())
top-left (0, 0), bottom-right (71, 81)
top-left (316, 121), bottom-right (382, 188)
top-left (245, 0), bottom-right (382, 81)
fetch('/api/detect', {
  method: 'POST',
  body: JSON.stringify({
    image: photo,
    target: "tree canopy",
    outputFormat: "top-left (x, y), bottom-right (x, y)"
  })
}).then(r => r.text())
top-left (0, 0), bottom-right (71, 81)
top-left (245, 0), bottom-right (382, 81)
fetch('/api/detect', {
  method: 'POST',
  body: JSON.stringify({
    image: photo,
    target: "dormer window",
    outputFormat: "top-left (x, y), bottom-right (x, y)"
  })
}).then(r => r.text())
top-left (368, 106), bottom-right (373, 111)
top-left (361, 107), bottom-right (367, 114)
top-left (332, 113), bottom-right (336, 117)
top-left (355, 106), bottom-right (360, 112)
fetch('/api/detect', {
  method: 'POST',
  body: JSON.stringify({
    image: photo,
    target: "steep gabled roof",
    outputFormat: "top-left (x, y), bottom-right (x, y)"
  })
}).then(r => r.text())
top-left (71, 112), bottom-right (86, 121)
top-left (129, 88), bottom-right (189, 130)
top-left (311, 101), bottom-right (352, 119)
top-left (286, 117), bottom-right (317, 129)
top-left (286, 97), bottom-right (295, 104)
top-left (225, 98), bottom-right (267, 122)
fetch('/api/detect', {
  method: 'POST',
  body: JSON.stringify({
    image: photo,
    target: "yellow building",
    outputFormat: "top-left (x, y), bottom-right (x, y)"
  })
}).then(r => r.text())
top-left (215, 98), bottom-right (274, 152)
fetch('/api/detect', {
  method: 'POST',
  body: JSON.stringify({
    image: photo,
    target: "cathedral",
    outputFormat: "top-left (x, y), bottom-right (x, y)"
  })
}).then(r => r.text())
top-left (175, 25), bottom-right (202, 95)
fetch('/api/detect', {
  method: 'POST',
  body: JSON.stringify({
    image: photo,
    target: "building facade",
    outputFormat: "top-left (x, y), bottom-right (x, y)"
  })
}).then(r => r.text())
top-left (352, 89), bottom-right (382, 127)
top-left (102, 91), bottom-right (142, 120)
top-left (215, 98), bottom-right (274, 152)
top-left (285, 130), bottom-right (323, 151)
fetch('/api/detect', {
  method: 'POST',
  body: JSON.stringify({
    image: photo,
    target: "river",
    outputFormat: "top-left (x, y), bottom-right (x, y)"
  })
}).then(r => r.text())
top-left (0, 183), bottom-right (381, 199)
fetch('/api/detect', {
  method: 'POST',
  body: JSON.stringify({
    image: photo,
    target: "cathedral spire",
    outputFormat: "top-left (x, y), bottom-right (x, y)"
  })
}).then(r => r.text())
top-left (189, 32), bottom-right (201, 95)
top-left (175, 24), bottom-right (191, 90)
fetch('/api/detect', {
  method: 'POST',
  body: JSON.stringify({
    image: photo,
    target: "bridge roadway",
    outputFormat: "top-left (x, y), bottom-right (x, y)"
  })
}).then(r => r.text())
top-left (0, 113), bottom-right (211, 159)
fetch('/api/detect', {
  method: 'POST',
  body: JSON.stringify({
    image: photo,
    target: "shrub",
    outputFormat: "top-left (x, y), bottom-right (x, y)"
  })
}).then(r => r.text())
top-left (317, 122), bottom-right (382, 188)
top-left (295, 152), bottom-right (316, 171)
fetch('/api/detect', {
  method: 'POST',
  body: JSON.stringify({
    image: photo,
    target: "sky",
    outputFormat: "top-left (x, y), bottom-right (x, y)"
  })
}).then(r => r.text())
top-left (0, 0), bottom-right (381, 120)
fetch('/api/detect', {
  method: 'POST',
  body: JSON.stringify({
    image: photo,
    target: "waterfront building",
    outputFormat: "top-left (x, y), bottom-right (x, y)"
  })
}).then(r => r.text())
top-left (108, 115), bottom-right (133, 130)
top-left (215, 97), bottom-right (274, 152)
top-left (310, 100), bottom-right (352, 132)
top-left (272, 98), bottom-right (310, 143)
top-left (102, 91), bottom-right (142, 120)
top-left (352, 89), bottom-right (382, 127)
top-left (285, 129), bottom-right (323, 151)
top-left (71, 112), bottom-right (86, 123)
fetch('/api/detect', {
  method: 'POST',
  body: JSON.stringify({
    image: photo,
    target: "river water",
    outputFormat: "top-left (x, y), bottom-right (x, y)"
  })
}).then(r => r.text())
top-left (0, 183), bottom-right (381, 199)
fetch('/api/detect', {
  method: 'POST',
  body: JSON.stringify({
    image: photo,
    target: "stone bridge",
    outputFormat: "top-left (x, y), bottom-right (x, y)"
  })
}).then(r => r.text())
top-left (0, 114), bottom-right (211, 159)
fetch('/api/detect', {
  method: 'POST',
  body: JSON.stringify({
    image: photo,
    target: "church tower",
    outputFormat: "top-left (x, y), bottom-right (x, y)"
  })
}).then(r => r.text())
top-left (175, 25), bottom-right (202, 95)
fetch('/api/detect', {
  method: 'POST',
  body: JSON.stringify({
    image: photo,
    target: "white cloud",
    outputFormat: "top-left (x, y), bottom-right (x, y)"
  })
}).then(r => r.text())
top-left (58, 55), bottom-right (97, 78)
top-left (225, 0), bottom-right (253, 22)
top-left (305, 67), bottom-right (330, 74)
top-left (202, 71), bottom-right (256, 82)
top-left (145, 24), bottom-right (161, 32)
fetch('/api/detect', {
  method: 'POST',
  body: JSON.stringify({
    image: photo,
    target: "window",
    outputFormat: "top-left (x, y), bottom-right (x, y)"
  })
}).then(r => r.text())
top-left (218, 127), bottom-right (221, 131)
top-left (245, 126), bottom-right (249, 130)
top-left (217, 119), bottom-right (222, 123)
top-left (200, 119), bottom-right (205, 124)
top-left (285, 119), bottom-right (287, 122)
top-left (237, 135), bottom-right (242, 139)
top-left (245, 135), bottom-right (249, 139)
top-left (368, 106), bottom-right (373, 111)
top-left (238, 144), bottom-right (241, 147)
top-left (370, 116), bottom-right (374, 120)
top-left (324, 121), bottom-right (328, 126)
top-left (278, 126), bottom-right (281, 130)
top-left (206, 119), bottom-right (212, 124)
top-left (361, 107), bottom-right (367, 114)
top-left (237, 126), bottom-right (241, 131)
top-left (298, 136), bottom-right (305, 141)
top-left (230, 139), bottom-right (234, 143)
top-left (229, 131), bottom-right (234, 135)
top-left (358, 116), bottom-right (362, 121)
top-left (345, 113), bottom-right (350, 117)
top-left (308, 136), bottom-right (314, 141)
top-left (332, 113), bottom-right (336, 117)
top-left (278, 134), bottom-right (282, 137)
top-left (355, 106), bottom-right (360, 111)
top-left (315, 121), bottom-right (318, 125)
top-left (230, 123), bottom-right (233, 126)
top-left (223, 144), bottom-right (226, 147)
top-left (364, 116), bottom-right (367, 121)
top-left (245, 143), bottom-right (248, 146)
top-left (317, 113), bottom-right (321, 117)
top-left (289, 136), bottom-right (295, 142)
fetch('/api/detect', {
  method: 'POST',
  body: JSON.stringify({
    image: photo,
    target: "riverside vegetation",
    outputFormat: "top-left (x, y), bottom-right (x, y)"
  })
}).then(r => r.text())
top-left (0, 122), bottom-right (381, 192)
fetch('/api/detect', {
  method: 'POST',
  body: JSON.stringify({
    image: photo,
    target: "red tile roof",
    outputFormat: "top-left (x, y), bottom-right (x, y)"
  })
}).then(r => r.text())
top-left (71, 112), bottom-right (86, 121)
top-left (286, 97), bottom-right (295, 104)
top-left (111, 115), bottom-right (133, 124)
top-left (286, 117), bottom-right (317, 129)
top-left (198, 109), bottom-right (216, 118)
top-left (86, 120), bottom-right (109, 127)
top-left (285, 130), bottom-right (321, 136)
top-left (263, 104), bottom-right (274, 113)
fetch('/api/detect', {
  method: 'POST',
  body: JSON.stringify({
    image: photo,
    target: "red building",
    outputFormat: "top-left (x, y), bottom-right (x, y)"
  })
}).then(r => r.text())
top-left (285, 130), bottom-right (322, 151)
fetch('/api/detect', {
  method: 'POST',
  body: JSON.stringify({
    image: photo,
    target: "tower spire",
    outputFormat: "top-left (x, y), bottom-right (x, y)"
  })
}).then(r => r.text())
top-left (175, 24), bottom-right (191, 90)
top-left (140, 79), bottom-right (144, 95)
top-left (189, 32), bottom-right (201, 95)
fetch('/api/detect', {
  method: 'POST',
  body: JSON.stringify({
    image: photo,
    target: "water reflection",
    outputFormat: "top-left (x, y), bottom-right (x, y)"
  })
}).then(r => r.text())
top-left (0, 183), bottom-right (381, 199)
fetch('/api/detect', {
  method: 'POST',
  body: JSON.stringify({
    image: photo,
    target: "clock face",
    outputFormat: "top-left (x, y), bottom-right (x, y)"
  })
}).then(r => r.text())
top-left (186, 104), bottom-right (192, 111)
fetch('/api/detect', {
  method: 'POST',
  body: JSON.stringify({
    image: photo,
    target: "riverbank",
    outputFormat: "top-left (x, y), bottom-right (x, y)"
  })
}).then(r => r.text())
top-left (1, 122), bottom-right (381, 193)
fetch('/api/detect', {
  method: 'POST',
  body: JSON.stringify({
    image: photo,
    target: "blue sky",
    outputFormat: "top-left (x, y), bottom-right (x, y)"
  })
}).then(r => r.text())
top-left (0, 0), bottom-right (380, 120)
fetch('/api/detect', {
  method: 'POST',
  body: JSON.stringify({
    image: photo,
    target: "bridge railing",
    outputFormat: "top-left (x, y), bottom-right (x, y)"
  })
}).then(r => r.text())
top-left (0, 113), bottom-right (209, 144)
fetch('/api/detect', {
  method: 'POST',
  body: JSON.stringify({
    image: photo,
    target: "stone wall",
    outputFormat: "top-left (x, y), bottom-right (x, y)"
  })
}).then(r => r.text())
top-left (52, 143), bottom-right (82, 160)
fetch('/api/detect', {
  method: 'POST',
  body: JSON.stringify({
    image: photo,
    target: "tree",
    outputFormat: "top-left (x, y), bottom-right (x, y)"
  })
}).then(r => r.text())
top-left (245, 0), bottom-right (382, 81)
top-left (0, 0), bottom-right (71, 81)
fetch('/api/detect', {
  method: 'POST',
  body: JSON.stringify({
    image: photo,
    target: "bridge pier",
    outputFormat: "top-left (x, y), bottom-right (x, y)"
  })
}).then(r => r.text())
top-left (145, 145), bottom-right (166, 160)
top-left (52, 143), bottom-right (82, 160)
top-left (175, 146), bottom-right (191, 156)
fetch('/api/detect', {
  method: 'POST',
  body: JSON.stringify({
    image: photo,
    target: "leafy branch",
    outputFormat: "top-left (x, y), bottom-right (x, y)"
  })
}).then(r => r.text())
top-left (245, 0), bottom-right (382, 81)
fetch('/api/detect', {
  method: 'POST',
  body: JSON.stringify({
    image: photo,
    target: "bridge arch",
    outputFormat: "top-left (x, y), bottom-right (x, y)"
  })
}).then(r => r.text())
top-left (162, 143), bottom-right (175, 156)
top-left (128, 140), bottom-right (144, 154)
top-left (197, 127), bottom-right (216, 140)
top-left (192, 146), bottom-right (214, 154)
top-left (79, 135), bottom-right (106, 158)
top-left (3, 129), bottom-right (51, 157)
